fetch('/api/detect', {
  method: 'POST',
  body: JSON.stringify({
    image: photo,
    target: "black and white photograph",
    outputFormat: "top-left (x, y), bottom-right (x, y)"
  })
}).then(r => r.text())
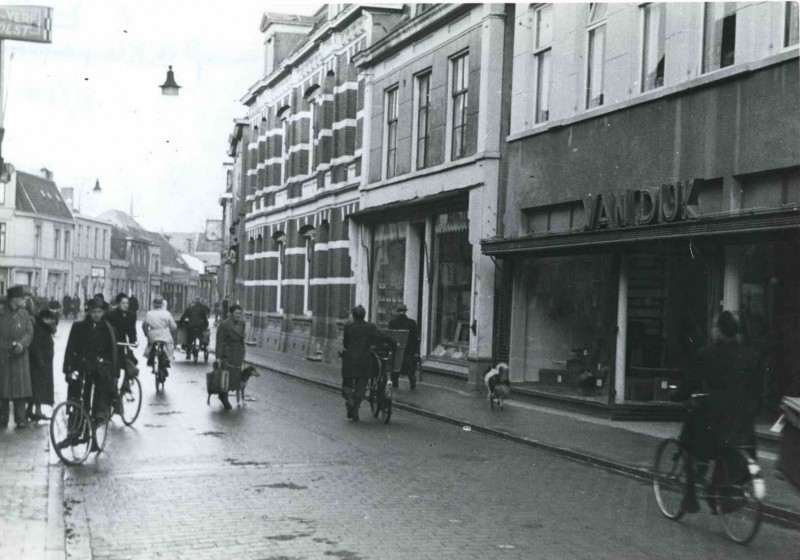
top-left (1, 1), bottom-right (799, 558)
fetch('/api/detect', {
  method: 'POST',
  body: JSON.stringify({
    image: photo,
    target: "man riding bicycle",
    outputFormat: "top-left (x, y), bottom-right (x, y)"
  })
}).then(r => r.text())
top-left (142, 297), bottom-right (177, 370)
top-left (178, 297), bottom-right (210, 357)
top-left (62, 298), bottom-right (118, 449)
top-left (671, 311), bottom-right (761, 514)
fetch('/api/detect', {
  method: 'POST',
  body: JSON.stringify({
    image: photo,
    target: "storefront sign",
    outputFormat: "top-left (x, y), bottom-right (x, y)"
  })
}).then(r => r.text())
top-left (0, 6), bottom-right (53, 43)
top-left (91, 267), bottom-right (105, 278)
top-left (583, 179), bottom-right (702, 230)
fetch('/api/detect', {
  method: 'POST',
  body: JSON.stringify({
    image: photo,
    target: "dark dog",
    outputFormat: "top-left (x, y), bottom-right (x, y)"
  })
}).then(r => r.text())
top-left (484, 363), bottom-right (510, 410)
top-left (236, 366), bottom-right (260, 406)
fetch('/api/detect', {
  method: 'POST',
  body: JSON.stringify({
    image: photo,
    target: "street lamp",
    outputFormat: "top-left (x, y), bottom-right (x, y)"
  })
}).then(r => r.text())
top-left (159, 65), bottom-right (181, 96)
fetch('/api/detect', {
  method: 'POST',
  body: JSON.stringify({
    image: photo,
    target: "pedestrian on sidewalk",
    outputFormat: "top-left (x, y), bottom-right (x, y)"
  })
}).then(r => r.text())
top-left (214, 304), bottom-right (245, 410)
top-left (341, 305), bottom-right (396, 422)
top-left (388, 303), bottom-right (419, 390)
top-left (72, 294), bottom-right (82, 319)
top-left (27, 309), bottom-right (56, 422)
top-left (0, 286), bottom-right (35, 429)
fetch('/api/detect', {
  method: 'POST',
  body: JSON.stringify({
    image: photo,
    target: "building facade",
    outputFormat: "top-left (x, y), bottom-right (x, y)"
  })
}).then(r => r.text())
top-left (482, 2), bottom-right (800, 419)
top-left (0, 168), bottom-right (74, 300)
top-left (220, 120), bottom-right (250, 309)
top-left (70, 212), bottom-right (112, 305)
top-left (351, 3), bottom-right (507, 385)
top-left (239, 5), bottom-right (405, 361)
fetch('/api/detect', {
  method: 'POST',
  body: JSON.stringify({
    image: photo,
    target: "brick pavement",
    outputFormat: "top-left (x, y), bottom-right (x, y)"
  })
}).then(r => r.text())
top-left (232, 342), bottom-right (800, 525)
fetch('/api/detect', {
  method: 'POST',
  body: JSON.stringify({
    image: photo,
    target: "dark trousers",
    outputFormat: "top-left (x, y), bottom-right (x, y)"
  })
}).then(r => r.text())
top-left (341, 377), bottom-right (368, 409)
top-left (391, 357), bottom-right (417, 387)
top-left (0, 399), bottom-right (27, 426)
top-left (68, 366), bottom-right (117, 420)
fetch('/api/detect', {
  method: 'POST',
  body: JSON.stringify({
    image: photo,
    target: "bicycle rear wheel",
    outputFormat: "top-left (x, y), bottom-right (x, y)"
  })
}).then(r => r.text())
top-left (369, 379), bottom-right (380, 417)
top-left (652, 438), bottom-right (686, 520)
top-left (120, 377), bottom-right (142, 426)
top-left (50, 401), bottom-right (93, 466)
top-left (718, 453), bottom-right (763, 545)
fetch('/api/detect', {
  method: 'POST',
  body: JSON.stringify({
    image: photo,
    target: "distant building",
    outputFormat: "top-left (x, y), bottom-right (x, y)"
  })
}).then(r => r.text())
top-left (163, 227), bottom-right (223, 305)
top-left (0, 167), bottom-right (74, 300)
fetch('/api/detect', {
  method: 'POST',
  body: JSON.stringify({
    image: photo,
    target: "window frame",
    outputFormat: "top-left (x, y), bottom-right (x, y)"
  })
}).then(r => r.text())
top-left (585, 19), bottom-right (607, 109)
top-left (301, 227), bottom-right (316, 316)
top-left (308, 99), bottom-right (317, 176)
top-left (64, 230), bottom-right (71, 261)
top-left (785, 1), bottom-right (800, 48)
top-left (281, 114), bottom-right (291, 184)
top-left (413, 71), bottom-right (432, 171)
top-left (640, 2), bottom-right (666, 93)
top-left (0, 222), bottom-right (6, 253)
top-left (532, 4), bottom-right (553, 124)
top-left (384, 85), bottom-right (400, 179)
top-left (54, 228), bottom-right (61, 259)
top-left (450, 51), bottom-right (470, 161)
top-left (34, 224), bottom-right (42, 257)
top-left (701, 2), bottom-right (737, 74)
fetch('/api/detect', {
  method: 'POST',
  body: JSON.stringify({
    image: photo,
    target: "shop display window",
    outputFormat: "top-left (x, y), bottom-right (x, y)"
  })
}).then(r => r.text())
top-left (373, 222), bottom-right (407, 328)
top-left (521, 253), bottom-right (616, 402)
top-left (430, 211), bottom-right (471, 360)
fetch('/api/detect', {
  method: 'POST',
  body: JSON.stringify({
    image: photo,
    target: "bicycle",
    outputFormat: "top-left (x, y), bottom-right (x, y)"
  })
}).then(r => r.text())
top-left (49, 361), bottom-right (112, 466)
top-left (150, 341), bottom-right (169, 392)
top-left (115, 342), bottom-right (143, 426)
top-left (652, 393), bottom-right (766, 545)
top-left (368, 342), bottom-right (395, 424)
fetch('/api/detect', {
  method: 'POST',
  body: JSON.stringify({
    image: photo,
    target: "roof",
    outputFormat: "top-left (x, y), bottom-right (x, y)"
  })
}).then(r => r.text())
top-left (15, 171), bottom-right (73, 220)
top-left (180, 253), bottom-right (206, 274)
top-left (260, 12), bottom-right (317, 32)
top-left (97, 209), bottom-right (190, 270)
top-left (164, 232), bottom-right (224, 255)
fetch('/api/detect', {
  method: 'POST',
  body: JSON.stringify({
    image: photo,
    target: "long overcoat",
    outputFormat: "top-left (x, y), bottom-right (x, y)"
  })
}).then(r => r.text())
top-left (216, 317), bottom-right (245, 390)
top-left (341, 319), bottom-right (383, 379)
top-left (0, 304), bottom-right (34, 399)
top-left (674, 339), bottom-right (761, 460)
top-left (29, 316), bottom-right (55, 405)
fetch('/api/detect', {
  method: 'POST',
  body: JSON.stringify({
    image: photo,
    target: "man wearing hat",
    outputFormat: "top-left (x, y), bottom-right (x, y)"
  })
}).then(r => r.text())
top-left (0, 286), bottom-right (34, 428)
top-left (63, 298), bottom-right (118, 428)
top-left (389, 302), bottom-right (420, 390)
top-left (142, 297), bottom-right (177, 368)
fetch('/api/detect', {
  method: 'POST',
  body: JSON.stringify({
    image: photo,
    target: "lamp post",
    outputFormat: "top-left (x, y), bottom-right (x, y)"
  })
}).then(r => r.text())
top-left (159, 65), bottom-right (181, 96)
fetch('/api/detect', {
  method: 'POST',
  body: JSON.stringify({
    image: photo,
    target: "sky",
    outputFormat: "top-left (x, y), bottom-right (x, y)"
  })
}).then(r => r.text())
top-left (3, 0), bottom-right (321, 232)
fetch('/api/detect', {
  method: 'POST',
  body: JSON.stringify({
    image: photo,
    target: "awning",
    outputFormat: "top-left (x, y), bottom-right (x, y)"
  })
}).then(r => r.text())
top-left (349, 188), bottom-right (470, 223)
top-left (481, 209), bottom-right (800, 257)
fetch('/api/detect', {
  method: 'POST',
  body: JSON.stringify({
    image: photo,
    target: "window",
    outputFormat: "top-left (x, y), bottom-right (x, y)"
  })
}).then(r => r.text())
top-left (0, 182), bottom-right (5, 205)
top-left (451, 52), bottom-right (469, 160)
top-left (102, 230), bottom-right (107, 259)
top-left (301, 226), bottom-right (316, 316)
top-left (703, 2), bottom-right (737, 73)
top-left (414, 73), bottom-right (431, 170)
top-left (373, 222), bottom-right (407, 327)
top-left (586, 4), bottom-right (607, 109)
top-left (533, 4), bottom-right (553, 123)
top-left (641, 3), bottom-right (666, 91)
top-left (64, 231), bottom-right (71, 261)
top-left (274, 232), bottom-right (286, 313)
top-left (0, 223), bottom-right (6, 253)
top-left (76, 225), bottom-right (82, 257)
top-left (54, 228), bottom-right (61, 259)
top-left (94, 228), bottom-right (99, 259)
top-left (385, 87), bottom-right (399, 178)
top-left (34, 225), bottom-right (41, 257)
top-left (786, 1), bottom-right (800, 47)
top-left (282, 116), bottom-right (290, 184)
top-left (308, 100), bottom-right (317, 176)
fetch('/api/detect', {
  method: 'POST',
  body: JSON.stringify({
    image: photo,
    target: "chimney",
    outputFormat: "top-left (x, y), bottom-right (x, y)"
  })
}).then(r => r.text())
top-left (60, 187), bottom-right (75, 211)
top-left (40, 167), bottom-right (53, 181)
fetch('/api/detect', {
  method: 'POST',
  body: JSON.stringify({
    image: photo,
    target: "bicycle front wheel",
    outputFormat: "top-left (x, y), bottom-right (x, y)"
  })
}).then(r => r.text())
top-left (120, 377), bottom-right (142, 426)
top-left (369, 380), bottom-right (379, 417)
top-left (718, 453), bottom-right (763, 545)
top-left (652, 438), bottom-right (686, 520)
top-left (50, 401), bottom-right (93, 466)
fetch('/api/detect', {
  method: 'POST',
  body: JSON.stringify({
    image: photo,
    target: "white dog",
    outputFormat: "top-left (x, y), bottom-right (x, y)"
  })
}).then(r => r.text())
top-left (484, 363), bottom-right (511, 410)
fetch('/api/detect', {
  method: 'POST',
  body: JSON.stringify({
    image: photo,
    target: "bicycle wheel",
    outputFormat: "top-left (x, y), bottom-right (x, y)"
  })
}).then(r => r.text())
top-left (50, 401), bottom-right (93, 466)
top-left (369, 379), bottom-right (380, 417)
top-left (120, 377), bottom-right (142, 426)
top-left (381, 398), bottom-right (392, 424)
top-left (718, 452), bottom-right (763, 545)
top-left (93, 413), bottom-right (110, 454)
top-left (652, 438), bottom-right (686, 520)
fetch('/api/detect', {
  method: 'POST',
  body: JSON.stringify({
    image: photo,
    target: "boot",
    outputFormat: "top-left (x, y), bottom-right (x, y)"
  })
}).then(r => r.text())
top-left (219, 392), bottom-right (232, 410)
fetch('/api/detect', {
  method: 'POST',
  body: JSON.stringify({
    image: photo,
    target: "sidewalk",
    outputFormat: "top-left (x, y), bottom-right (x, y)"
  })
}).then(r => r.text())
top-left (235, 343), bottom-right (800, 528)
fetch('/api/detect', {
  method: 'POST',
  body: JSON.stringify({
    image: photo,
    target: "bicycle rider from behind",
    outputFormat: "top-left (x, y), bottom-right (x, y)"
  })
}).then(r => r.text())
top-left (62, 298), bottom-right (118, 446)
top-left (178, 297), bottom-right (210, 357)
top-left (671, 311), bottom-right (761, 514)
top-left (142, 297), bottom-right (177, 371)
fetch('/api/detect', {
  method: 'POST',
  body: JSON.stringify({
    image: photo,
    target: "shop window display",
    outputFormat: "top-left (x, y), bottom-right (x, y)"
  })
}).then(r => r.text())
top-left (521, 253), bottom-right (616, 401)
top-left (373, 222), bottom-right (407, 328)
top-left (430, 211), bottom-right (471, 361)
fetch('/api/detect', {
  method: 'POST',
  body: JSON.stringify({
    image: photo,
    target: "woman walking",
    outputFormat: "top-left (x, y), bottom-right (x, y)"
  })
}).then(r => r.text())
top-left (27, 309), bottom-right (56, 421)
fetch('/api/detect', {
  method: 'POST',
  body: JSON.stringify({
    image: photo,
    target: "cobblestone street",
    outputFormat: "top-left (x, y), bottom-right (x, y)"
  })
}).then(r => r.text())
top-left (3, 324), bottom-right (782, 560)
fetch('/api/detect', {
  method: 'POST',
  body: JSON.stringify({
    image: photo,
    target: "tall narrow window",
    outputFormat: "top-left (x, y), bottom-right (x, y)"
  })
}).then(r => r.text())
top-left (274, 233), bottom-right (286, 313)
top-left (641, 2), bottom-right (666, 91)
top-left (703, 3), bottom-right (737, 73)
top-left (534, 5), bottom-right (553, 123)
top-left (54, 228), bottom-right (61, 259)
top-left (586, 4), bottom-right (607, 109)
top-left (301, 226), bottom-right (315, 316)
top-left (102, 230), bottom-right (107, 259)
top-left (282, 116), bottom-right (290, 184)
top-left (64, 231), bottom-right (71, 261)
top-left (94, 229), bottom-right (99, 259)
top-left (415, 73), bottom-right (431, 170)
top-left (34, 225), bottom-right (41, 257)
top-left (385, 87), bottom-right (399, 178)
top-left (0, 223), bottom-right (6, 253)
top-left (451, 52), bottom-right (469, 160)
top-left (308, 101), bottom-right (317, 176)
top-left (786, 1), bottom-right (800, 47)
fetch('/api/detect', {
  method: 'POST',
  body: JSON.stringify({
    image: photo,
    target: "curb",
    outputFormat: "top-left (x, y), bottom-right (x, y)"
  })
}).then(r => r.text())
top-left (245, 356), bottom-right (800, 531)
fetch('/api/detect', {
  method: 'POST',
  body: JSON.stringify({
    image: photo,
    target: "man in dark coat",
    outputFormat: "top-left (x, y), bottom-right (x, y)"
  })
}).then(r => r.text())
top-left (0, 286), bottom-right (34, 428)
top-left (341, 305), bottom-right (396, 421)
top-left (72, 294), bottom-right (81, 319)
top-left (62, 294), bottom-right (72, 320)
top-left (106, 293), bottom-right (138, 346)
top-left (28, 309), bottom-right (56, 421)
top-left (179, 297), bottom-right (210, 356)
top-left (214, 304), bottom-right (245, 410)
top-left (672, 311), bottom-right (761, 514)
top-left (128, 295), bottom-right (139, 317)
top-left (63, 298), bottom-right (118, 428)
top-left (388, 303), bottom-right (420, 390)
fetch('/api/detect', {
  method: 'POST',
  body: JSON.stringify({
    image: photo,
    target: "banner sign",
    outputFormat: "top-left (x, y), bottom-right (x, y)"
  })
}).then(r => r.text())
top-left (0, 6), bottom-right (53, 43)
top-left (91, 267), bottom-right (105, 278)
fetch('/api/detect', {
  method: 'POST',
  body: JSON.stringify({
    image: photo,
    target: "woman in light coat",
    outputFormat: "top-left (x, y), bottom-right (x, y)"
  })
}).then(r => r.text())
top-left (142, 297), bottom-right (177, 366)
